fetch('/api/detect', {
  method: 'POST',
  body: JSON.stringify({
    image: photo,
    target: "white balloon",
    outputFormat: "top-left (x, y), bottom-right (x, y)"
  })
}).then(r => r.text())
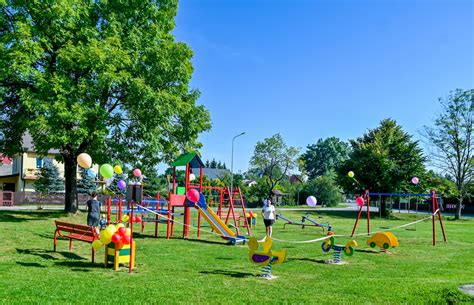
top-left (306, 196), bottom-right (317, 207)
top-left (189, 173), bottom-right (196, 181)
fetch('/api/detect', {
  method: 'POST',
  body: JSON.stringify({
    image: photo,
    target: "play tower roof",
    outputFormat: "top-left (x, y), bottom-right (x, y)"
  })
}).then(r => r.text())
top-left (170, 152), bottom-right (204, 168)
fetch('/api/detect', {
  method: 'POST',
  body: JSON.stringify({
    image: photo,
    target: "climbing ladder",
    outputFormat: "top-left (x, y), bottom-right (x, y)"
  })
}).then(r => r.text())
top-left (218, 187), bottom-right (251, 235)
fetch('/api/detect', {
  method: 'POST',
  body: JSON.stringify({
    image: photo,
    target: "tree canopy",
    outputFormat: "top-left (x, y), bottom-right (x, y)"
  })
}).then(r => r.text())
top-left (249, 134), bottom-right (299, 198)
top-left (423, 89), bottom-right (474, 219)
top-left (301, 137), bottom-right (350, 180)
top-left (338, 119), bottom-right (426, 216)
top-left (0, 1), bottom-right (211, 212)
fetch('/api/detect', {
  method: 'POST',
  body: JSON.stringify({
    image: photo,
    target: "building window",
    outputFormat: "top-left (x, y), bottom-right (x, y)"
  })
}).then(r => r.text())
top-left (36, 158), bottom-right (43, 168)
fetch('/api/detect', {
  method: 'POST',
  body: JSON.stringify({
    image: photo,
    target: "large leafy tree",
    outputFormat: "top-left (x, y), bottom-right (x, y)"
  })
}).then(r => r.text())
top-left (338, 119), bottom-right (426, 216)
top-left (423, 89), bottom-right (474, 219)
top-left (301, 137), bottom-right (350, 180)
top-left (0, 1), bottom-right (211, 212)
top-left (249, 134), bottom-right (299, 198)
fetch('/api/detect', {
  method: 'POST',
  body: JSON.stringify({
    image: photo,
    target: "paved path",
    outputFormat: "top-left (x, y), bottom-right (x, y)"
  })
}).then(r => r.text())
top-left (459, 285), bottom-right (474, 297)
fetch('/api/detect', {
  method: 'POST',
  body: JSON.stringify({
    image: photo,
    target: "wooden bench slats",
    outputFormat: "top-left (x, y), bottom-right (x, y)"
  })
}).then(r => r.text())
top-left (54, 221), bottom-right (98, 262)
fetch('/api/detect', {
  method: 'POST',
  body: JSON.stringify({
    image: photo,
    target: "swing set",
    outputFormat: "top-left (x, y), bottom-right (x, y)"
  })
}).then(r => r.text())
top-left (351, 190), bottom-right (447, 245)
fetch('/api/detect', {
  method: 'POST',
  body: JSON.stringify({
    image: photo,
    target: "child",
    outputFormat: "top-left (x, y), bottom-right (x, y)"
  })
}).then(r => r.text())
top-left (261, 197), bottom-right (276, 237)
top-left (86, 192), bottom-right (101, 235)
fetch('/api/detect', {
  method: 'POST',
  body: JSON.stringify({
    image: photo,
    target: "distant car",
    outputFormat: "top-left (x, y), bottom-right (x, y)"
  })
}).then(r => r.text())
top-left (367, 232), bottom-right (399, 249)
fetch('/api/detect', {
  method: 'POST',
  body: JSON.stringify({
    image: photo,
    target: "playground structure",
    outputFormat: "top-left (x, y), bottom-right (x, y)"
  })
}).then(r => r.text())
top-left (321, 233), bottom-right (357, 264)
top-left (276, 213), bottom-right (332, 233)
top-left (367, 232), bottom-right (399, 252)
top-left (104, 153), bottom-right (251, 244)
top-left (351, 190), bottom-right (447, 246)
top-left (248, 236), bottom-right (286, 279)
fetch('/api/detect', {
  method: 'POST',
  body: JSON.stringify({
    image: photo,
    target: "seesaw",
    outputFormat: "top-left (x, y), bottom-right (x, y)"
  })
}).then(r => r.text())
top-left (276, 213), bottom-right (332, 233)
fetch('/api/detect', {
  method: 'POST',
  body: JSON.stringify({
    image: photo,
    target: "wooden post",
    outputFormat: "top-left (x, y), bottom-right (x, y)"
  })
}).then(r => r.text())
top-left (365, 190), bottom-right (370, 235)
top-left (130, 200), bottom-right (134, 273)
top-left (431, 191), bottom-right (436, 246)
top-left (351, 205), bottom-right (363, 237)
top-left (107, 197), bottom-right (111, 225)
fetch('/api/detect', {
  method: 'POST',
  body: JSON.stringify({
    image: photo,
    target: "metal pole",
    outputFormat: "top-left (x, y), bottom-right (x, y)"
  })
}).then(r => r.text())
top-left (230, 132), bottom-right (245, 197)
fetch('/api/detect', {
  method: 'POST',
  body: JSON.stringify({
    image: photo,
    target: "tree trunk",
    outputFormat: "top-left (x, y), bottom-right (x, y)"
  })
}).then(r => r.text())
top-left (380, 197), bottom-right (390, 217)
top-left (64, 154), bottom-right (78, 213)
top-left (455, 197), bottom-right (463, 220)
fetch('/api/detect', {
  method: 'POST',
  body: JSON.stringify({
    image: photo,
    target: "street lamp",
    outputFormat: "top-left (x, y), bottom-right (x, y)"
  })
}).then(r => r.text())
top-left (230, 131), bottom-right (246, 197)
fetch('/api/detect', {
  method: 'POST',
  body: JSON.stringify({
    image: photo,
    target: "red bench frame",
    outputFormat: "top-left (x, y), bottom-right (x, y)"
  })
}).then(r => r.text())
top-left (53, 221), bottom-right (98, 262)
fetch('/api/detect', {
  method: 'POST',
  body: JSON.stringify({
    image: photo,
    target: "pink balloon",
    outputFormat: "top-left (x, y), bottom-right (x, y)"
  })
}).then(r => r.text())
top-left (133, 168), bottom-right (142, 177)
top-left (356, 196), bottom-right (364, 207)
top-left (411, 177), bottom-right (419, 185)
top-left (186, 189), bottom-right (200, 203)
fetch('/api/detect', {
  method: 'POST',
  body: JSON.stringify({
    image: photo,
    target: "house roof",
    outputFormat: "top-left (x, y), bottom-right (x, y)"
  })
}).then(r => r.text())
top-left (22, 133), bottom-right (60, 154)
top-left (170, 153), bottom-right (204, 168)
top-left (271, 189), bottom-right (286, 196)
top-left (194, 168), bottom-right (230, 180)
top-left (0, 154), bottom-right (12, 165)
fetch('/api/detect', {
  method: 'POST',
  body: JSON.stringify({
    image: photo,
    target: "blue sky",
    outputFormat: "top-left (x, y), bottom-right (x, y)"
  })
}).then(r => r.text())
top-left (173, 0), bottom-right (473, 173)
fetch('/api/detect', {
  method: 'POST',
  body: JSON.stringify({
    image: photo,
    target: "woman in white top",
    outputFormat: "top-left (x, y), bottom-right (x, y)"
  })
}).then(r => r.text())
top-left (261, 198), bottom-right (276, 237)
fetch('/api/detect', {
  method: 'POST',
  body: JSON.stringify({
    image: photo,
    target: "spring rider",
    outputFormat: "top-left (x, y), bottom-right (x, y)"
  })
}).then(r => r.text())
top-left (248, 236), bottom-right (286, 279)
top-left (321, 233), bottom-right (357, 265)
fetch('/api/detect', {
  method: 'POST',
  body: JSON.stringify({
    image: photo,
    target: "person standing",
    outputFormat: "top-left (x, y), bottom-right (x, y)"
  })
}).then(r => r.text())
top-left (86, 192), bottom-right (101, 235)
top-left (261, 197), bottom-right (276, 237)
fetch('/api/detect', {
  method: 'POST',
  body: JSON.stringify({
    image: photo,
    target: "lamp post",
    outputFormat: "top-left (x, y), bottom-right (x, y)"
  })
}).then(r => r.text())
top-left (230, 132), bottom-right (246, 197)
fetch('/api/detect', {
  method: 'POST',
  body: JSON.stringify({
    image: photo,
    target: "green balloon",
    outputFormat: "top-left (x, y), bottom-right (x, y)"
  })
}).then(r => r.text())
top-left (100, 164), bottom-right (114, 179)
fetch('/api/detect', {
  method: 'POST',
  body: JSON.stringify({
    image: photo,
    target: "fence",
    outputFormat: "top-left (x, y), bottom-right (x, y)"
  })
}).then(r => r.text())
top-left (0, 191), bottom-right (14, 206)
top-left (0, 191), bottom-right (91, 206)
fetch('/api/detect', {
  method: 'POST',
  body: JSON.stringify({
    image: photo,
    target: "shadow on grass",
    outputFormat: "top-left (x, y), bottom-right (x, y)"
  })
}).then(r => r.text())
top-left (16, 248), bottom-right (86, 261)
top-left (185, 238), bottom-right (230, 246)
top-left (16, 261), bottom-right (46, 268)
top-left (54, 261), bottom-right (100, 269)
top-left (16, 248), bottom-right (58, 260)
top-left (0, 210), bottom-right (67, 223)
top-left (354, 248), bottom-right (382, 254)
top-left (199, 269), bottom-right (254, 278)
top-left (287, 257), bottom-right (327, 264)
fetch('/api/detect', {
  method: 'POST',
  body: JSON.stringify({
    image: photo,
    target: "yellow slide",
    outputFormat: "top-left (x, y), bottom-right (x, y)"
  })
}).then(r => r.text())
top-left (196, 205), bottom-right (236, 238)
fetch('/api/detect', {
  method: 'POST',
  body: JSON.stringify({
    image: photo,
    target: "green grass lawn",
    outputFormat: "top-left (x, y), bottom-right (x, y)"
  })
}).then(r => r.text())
top-left (0, 208), bottom-right (473, 304)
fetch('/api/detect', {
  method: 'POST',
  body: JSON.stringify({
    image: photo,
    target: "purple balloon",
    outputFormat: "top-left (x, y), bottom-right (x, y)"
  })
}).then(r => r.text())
top-left (411, 177), bottom-right (419, 185)
top-left (117, 180), bottom-right (126, 190)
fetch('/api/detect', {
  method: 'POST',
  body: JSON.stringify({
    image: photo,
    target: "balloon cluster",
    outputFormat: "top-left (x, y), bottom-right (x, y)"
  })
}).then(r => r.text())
top-left (77, 152), bottom-right (143, 191)
top-left (92, 223), bottom-right (132, 251)
top-left (122, 214), bottom-right (142, 224)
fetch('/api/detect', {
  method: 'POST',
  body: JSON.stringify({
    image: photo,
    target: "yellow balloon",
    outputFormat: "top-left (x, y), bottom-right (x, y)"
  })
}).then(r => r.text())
top-left (113, 165), bottom-right (123, 175)
top-left (105, 225), bottom-right (116, 237)
top-left (77, 153), bottom-right (92, 169)
top-left (125, 228), bottom-right (131, 236)
top-left (348, 171), bottom-right (355, 178)
top-left (92, 240), bottom-right (103, 251)
top-left (115, 223), bottom-right (125, 230)
top-left (122, 215), bottom-right (129, 222)
top-left (100, 231), bottom-right (112, 244)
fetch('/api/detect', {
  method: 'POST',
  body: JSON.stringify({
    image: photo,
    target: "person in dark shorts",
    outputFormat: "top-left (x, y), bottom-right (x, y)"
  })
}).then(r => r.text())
top-left (86, 192), bottom-right (101, 235)
top-left (261, 197), bottom-right (276, 237)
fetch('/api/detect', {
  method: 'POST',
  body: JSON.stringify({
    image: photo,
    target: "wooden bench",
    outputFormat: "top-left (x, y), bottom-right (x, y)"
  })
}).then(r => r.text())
top-left (53, 221), bottom-right (98, 262)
